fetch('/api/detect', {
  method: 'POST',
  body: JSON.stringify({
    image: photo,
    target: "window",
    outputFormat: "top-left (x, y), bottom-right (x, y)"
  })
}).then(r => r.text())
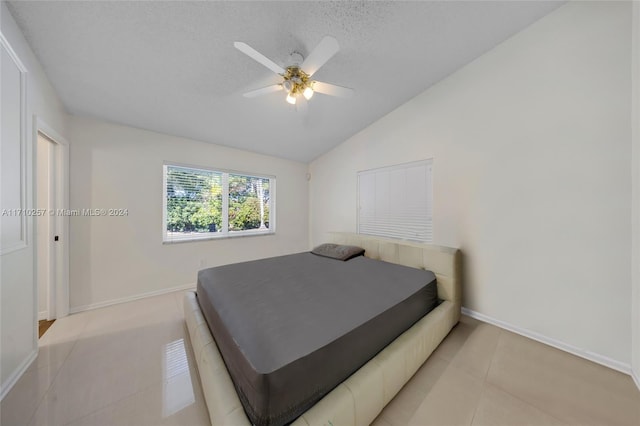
top-left (163, 164), bottom-right (275, 242)
top-left (357, 159), bottom-right (433, 243)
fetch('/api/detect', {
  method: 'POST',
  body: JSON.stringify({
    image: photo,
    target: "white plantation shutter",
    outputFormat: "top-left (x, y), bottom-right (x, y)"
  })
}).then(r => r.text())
top-left (358, 160), bottom-right (433, 242)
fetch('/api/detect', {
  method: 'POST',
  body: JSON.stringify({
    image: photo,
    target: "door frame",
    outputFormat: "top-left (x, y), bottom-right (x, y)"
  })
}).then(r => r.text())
top-left (33, 117), bottom-right (70, 324)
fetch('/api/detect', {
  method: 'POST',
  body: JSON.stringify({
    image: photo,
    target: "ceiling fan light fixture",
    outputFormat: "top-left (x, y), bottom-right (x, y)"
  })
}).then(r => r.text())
top-left (286, 93), bottom-right (297, 105)
top-left (282, 80), bottom-right (294, 93)
top-left (303, 86), bottom-right (314, 100)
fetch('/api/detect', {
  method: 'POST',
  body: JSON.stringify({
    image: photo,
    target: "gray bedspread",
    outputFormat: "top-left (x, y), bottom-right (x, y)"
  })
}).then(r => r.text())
top-left (197, 252), bottom-right (438, 426)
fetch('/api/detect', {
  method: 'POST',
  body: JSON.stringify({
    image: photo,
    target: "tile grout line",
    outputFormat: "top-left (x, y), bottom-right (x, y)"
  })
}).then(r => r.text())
top-left (467, 328), bottom-right (504, 426)
top-left (24, 313), bottom-right (95, 426)
top-left (467, 385), bottom-right (488, 426)
top-left (384, 357), bottom-right (453, 425)
top-left (13, 292), bottom-right (208, 425)
top-left (482, 328), bottom-right (502, 383)
top-left (432, 363), bottom-right (488, 426)
top-left (59, 303), bottom-right (192, 425)
top-left (482, 330), bottom-right (568, 426)
top-left (60, 340), bottom-right (203, 426)
top-left (483, 381), bottom-right (568, 426)
top-left (60, 380), bottom-right (162, 426)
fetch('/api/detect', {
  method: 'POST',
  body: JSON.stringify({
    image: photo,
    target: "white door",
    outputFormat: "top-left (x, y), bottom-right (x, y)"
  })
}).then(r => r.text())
top-left (35, 126), bottom-right (70, 321)
top-left (36, 133), bottom-right (55, 320)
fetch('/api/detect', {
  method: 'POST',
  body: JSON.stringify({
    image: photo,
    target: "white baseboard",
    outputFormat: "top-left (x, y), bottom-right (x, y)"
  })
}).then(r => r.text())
top-left (69, 283), bottom-right (196, 314)
top-left (1, 349), bottom-right (37, 401)
top-left (461, 307), bottom-right (632, 375)
top-left (38, 311), bottom-right (48, 321)
top-left (632, 369), bottom-right (640, 391)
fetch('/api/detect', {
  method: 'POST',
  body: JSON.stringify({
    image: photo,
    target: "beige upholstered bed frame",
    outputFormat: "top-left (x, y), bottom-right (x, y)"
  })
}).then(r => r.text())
top-left (184, 232), bottom-right (461, 426)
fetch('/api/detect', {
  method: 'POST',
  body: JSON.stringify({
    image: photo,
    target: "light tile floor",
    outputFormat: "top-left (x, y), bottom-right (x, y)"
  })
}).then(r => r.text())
top-left (1, 291), bottom-right (209, 426)
top-left (2, 291), bottom-right (639, 426)
top-left (374, 317), bottom-right (640, 426)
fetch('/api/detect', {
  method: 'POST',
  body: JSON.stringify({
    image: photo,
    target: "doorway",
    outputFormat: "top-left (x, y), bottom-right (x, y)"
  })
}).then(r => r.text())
top-left (35, 121), bottom-right (70, 330)
top-left (36, 132), bottom-right (55, 324)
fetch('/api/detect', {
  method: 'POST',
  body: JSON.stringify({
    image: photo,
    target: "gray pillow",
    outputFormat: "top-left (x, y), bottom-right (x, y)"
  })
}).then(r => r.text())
top-left (311, 243), bottom-right (365, 261)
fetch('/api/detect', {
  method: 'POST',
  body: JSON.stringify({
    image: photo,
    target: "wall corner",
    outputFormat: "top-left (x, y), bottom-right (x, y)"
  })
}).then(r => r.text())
top-left (631, 0), bottom-right (640, 392)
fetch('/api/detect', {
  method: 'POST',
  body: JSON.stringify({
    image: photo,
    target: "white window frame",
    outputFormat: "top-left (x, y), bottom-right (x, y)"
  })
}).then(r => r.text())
top-left (163, 163), bottom-right (276, 243)
top-left (357, 159), bottom-right (433, 243)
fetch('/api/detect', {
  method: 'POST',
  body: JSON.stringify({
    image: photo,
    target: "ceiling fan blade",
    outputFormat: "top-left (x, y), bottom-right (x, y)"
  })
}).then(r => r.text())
top-left (234, 42), bottom-right (285, 75)
top-left (301, 36), bottom-right (340, 77)
top-left (312, 81), bottom-right (354, 98)
top-left (243, 85), bottom-right (283, 98)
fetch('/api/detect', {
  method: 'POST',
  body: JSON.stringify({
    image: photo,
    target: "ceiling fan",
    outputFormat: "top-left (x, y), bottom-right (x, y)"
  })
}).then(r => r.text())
top-left (234, 36), bottom-right (354, 106)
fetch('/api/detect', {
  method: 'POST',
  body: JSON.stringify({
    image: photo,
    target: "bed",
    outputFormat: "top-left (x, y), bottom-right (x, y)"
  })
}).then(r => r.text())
top-left (184, 232), bottom-right (462, 426)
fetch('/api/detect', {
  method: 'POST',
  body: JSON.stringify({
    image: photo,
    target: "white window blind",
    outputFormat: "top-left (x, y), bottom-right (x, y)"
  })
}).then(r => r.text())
top-left (163, 164), bottom-right (275, 243)
top-left (357, 159), bottom-right (433, 242)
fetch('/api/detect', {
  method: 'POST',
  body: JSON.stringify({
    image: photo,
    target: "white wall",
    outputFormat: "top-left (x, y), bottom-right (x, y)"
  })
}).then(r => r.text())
top-left (68, 116), bottom-right (309, 311)
top-left (632, 0), bottom-right (640, 389)
top-left (1, 1), bottom-right (69, 397)
top-left (310, 1), bottom-right (632, 366)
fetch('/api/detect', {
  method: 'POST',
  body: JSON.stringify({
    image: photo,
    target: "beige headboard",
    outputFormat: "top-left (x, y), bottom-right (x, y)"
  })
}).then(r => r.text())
top-left (328, 233), bottom-right (462, 309)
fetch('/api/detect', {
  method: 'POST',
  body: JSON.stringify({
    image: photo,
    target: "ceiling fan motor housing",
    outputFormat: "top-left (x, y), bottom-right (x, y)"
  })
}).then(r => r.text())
top-left (288, 51), bottom-right (304, 66)
top-left (283, 66), bottom-right (312, 96)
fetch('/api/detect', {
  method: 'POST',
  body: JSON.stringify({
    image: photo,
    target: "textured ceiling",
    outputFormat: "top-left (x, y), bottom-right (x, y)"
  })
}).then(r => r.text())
top-left (8, 1), bottom-right (563, 162)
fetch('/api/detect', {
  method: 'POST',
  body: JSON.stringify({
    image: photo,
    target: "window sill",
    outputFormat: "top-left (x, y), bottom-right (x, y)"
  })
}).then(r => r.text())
top-left (162, 230), bottom-right (275, 244)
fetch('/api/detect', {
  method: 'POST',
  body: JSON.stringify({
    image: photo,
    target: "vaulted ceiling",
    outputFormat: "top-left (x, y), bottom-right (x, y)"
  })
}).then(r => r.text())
top-left (8, 1), bottom-right (563, 162)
